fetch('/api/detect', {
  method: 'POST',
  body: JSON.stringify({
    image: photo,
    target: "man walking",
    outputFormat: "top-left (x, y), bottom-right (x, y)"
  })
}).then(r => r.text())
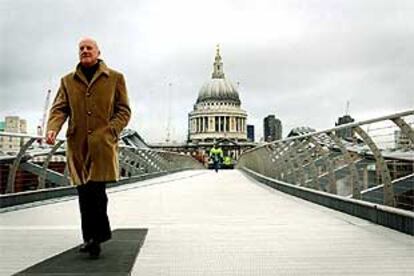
top-left (209, 144), bottom-right (223, 172)
top-left (46, 37), bottom-right (131, 258)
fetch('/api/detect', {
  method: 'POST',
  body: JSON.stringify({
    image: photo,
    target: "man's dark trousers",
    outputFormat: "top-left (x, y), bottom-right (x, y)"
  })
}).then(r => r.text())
top-left (77, 182), bottom-right (111, 243)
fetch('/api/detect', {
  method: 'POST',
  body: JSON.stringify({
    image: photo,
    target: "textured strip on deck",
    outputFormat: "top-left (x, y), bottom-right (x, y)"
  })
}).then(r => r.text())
top-left (14, 228), bottom-right (147, 276)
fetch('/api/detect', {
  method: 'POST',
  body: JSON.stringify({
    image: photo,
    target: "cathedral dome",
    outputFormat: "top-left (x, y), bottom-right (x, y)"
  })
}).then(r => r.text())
top-left (188, 45), bottom-right (248, 144)
top-left (197, 78), bottom-right (240, 104)
top-left (196, 46), bottom-right (241, 105)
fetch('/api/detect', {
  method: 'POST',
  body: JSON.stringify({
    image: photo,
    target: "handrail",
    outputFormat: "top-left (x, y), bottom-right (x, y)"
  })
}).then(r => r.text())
top-left (0, 132), bottom-right (205, 195)
top-left (0, 131), bottom-right (65, 141)
top-left (243, 109), bottom-right (414, 155)
top-left (237, 110), bottom-right (414, 209)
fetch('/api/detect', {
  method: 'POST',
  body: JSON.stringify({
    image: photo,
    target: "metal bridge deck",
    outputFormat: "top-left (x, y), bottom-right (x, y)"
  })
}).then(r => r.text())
top-left (1, 170), bottom-right (413, 275)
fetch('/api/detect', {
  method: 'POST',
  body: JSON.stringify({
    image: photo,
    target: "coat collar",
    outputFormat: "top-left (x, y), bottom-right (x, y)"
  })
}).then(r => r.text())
top-left (73, 59), bottom-right (110, 86)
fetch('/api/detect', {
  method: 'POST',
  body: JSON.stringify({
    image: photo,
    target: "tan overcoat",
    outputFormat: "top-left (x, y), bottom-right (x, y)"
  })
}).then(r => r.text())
top-left (47, 60), bottom-right (131, 185)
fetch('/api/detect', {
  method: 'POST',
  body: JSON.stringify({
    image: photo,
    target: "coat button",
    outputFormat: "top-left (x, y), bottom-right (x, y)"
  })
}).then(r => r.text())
top-left (88, 130), bottom-right (92, 134)
top-left (87, 111), bottom-right (92, 116)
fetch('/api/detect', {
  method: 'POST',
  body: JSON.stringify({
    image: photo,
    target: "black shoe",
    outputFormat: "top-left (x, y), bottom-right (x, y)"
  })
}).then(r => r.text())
top-left (79, 242), bottom-right (91, 253)
top-left (88, 241), bottom-right (101, 259)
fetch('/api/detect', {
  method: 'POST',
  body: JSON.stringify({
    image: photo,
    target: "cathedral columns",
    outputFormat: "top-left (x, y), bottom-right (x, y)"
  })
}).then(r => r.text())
top-left (226, 116), bottom-right (229, 132)
top-left (239, 118), bottom-right (242, 132)
top-left (204, 117), bottom-right (208, 132)
top-left (193, 118), bottom-right (196, 133)
top-left (234, 117), bottom-right (237, 132)
top-left (218, 116), bottom-right (221, 132)
top-left (195, 116), bottom-right (210, 133)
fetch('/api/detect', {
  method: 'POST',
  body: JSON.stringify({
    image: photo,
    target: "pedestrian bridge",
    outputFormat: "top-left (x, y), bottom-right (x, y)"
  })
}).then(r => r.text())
top-left (1, 170), bottom-right (413, 275)
top-left (0, 110), bottom-right (413, 275)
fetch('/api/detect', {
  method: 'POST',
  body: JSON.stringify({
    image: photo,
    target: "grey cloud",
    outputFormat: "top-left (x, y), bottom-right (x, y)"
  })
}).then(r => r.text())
top-left (1, 0), bottom-right (414, 142)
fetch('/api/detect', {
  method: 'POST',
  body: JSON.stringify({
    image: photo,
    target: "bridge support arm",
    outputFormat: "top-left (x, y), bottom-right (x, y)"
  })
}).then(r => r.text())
top-left (6, 138), bottom-right (36, 193)
top-left (353, 126), bottom-right (394, 206)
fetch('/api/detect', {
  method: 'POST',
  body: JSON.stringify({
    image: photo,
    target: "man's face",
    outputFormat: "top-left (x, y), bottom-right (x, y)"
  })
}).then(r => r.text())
top-left (79, 39), bottom-right (100, 67)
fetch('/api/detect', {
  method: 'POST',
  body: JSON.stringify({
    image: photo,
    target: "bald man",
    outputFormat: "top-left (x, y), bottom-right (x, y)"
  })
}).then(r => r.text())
top-left (46, 37), bottom-right (131, 258)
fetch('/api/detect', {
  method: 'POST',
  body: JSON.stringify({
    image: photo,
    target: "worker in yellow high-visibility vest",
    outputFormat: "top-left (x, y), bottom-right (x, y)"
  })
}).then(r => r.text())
top-left (223, 155), bottom-right (233, 169)
top-left (209, 144), bottom-right (223, 172)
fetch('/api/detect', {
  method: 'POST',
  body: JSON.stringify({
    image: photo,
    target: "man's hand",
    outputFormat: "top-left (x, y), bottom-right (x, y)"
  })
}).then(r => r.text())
top-left (46, 130), bottom-right (57, 145)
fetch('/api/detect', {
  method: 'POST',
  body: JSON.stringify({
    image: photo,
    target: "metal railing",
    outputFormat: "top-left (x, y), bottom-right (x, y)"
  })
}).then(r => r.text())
top-left (237, 110), bottom-right (414, 210)
top-left (0, 132), bottom-right (204, 196)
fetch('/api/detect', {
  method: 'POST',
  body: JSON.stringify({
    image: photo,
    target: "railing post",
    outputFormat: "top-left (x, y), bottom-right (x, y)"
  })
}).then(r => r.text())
top-left (38, 140), bottom-right (65, 189)
top-left (308, 136), bottom-right (337, 194)
top-left (298, 138), bottom-right (320, 190)
top-left (6, 138), bottom-right (36, 193)
top-left (353, 126), bottom-right (394, 206)
top-left (391, 117), bottom-right (414, 145)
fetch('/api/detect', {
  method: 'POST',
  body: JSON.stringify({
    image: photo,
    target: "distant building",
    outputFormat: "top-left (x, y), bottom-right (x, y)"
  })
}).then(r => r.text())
top-left (188, 45), bottom-right (248, 145)
top-left (394, 130), bottom-right (413, 149)
top-left (287, 126), bottom-right (316, 137)
top-left (335, 114), bottom-right (355, 140)
top-left (5, 116), bottom-right (27, 134)
top-left (186, 45), bottom-right (254, 161)
top-left (263, 115), bottom-right (282, 142)
top-left (247, 125), bottom-right (255, 142)
top-left (0, 116), bottom-right (27, 152)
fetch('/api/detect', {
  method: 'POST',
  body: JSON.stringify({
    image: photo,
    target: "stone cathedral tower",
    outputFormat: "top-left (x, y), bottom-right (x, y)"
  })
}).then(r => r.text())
top-left (188, 46), bottom-right (248, 145)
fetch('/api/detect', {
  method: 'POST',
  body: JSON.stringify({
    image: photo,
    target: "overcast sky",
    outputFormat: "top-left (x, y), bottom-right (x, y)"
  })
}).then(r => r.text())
top-left (1, 0), bottom-right (413, 142)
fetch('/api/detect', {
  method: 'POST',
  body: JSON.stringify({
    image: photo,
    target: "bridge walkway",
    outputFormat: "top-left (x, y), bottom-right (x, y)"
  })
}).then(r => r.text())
top-left (1, 170), bottom-right (413, 275)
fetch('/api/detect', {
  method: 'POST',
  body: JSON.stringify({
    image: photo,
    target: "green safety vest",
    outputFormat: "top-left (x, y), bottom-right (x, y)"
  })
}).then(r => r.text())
top-left (223, 156), bottom-right (232, 165)
top-left (209, 147), bottom-right (223, 158)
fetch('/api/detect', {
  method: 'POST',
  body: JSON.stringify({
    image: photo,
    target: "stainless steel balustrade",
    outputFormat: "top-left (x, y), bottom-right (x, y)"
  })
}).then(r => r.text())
top-left (237, 110), bottom-right (414, 209)
top-left (119, 146), bottom-right (204, 177)
top-left (0, 132), bottom-right (204, 195)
